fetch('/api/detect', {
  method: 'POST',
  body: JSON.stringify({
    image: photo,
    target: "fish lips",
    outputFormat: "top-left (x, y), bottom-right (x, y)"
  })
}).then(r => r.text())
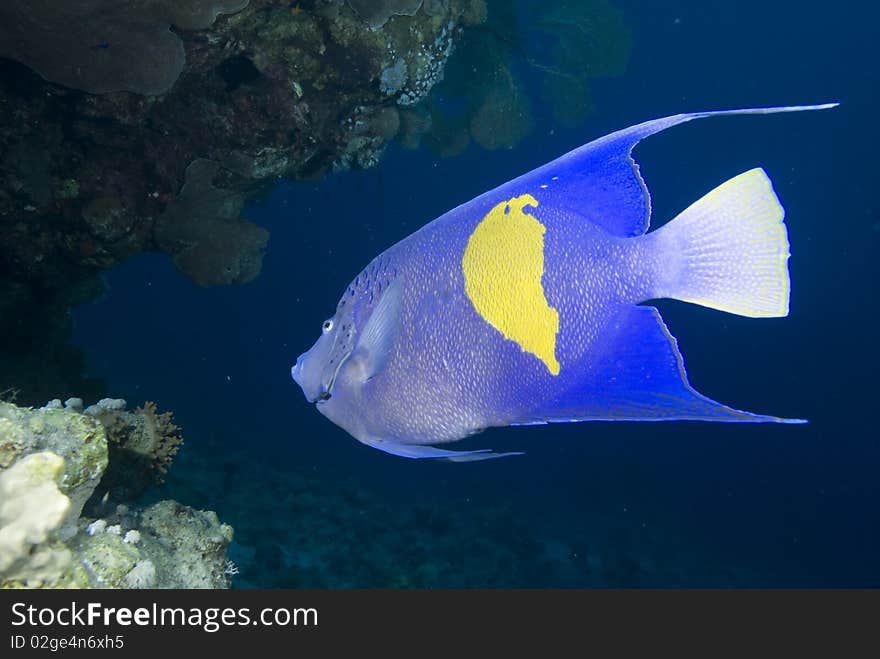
top-left (291, 355), bottom-right (321, 403)
top-left (291, 350), bottom-right (350, 405)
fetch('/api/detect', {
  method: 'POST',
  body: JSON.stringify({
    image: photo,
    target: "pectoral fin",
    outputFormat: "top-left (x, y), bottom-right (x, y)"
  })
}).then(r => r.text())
top-left (349, 277), bottom-right (404, 382)
top-left (362, 438), bottom-right (524, 462)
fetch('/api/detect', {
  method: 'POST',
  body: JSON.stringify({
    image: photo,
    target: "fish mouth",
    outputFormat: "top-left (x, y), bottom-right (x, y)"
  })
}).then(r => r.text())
top-left (314, 348), bottom-right (352, 404)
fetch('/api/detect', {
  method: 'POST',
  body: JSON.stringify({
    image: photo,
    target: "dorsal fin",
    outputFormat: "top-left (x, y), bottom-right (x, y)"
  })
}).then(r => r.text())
top-left (474, 104), bottom-right (837, 237)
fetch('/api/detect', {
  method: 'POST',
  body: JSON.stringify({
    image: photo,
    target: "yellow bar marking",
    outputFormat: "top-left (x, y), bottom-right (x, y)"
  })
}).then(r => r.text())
top-left (462, 194), bottom-right (560, 375)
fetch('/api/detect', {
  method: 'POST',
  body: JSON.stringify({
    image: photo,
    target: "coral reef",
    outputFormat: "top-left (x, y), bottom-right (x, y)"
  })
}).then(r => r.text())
top-left (136, 501), bottom-right (234, 588)
top-left (0, 452), bottom-right (72, 585)
top-left (0, 399), bottom-right (108, 540)
top-left (0, 0), bottom-right (489, 403)
top-left (0, 1), bottom-right (631, 404)
top-left (0, 400), bottom-right (233, 588)
top-left (348, 0), bottom-right (425, 30)
top-left (0, 1), bottom-right (249, 95)
top-left (154, 159), bottom-right (268, 286)
top-left (90, 400), bottom-right (185, 501)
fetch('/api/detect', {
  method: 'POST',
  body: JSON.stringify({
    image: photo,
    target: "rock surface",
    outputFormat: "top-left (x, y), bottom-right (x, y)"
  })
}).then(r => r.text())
top-left (0, 401), bottom-right (234, 588)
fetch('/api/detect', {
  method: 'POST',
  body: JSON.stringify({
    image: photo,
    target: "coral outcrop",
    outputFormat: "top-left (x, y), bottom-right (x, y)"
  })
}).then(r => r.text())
top-left (154, 159), bottom-right (268, 286)
top-left (0, 452), bottom-right (72, 585)
top-left (0, 0), bottom-right (631, 404)
top-left (91, 400), bottom-right (185, 500)
top-left (348, 0), bottom-right (426, 30)
top-left (0, 400), bottom-right (233, 588)
top-left (0, 0), bottom-right (249, 95)
top-left (137, 501), bottom-right (235, 589)
top-left (0, 0), bottom-right (489, 403)
top-left (0, 400), bottom-right (108, 540)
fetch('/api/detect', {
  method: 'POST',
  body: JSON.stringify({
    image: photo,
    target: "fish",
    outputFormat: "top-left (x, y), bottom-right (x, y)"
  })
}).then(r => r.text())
top-left (291, 104), bottom-right (836, 462)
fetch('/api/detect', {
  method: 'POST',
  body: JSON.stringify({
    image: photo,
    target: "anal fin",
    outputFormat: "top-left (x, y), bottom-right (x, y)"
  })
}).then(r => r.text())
top-left (514, 305), bottom-right (805, 425)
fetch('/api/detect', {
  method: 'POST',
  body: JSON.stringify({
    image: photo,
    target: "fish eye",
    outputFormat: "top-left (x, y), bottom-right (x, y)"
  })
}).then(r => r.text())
top-left (322, 319), bottom-right (334, 334)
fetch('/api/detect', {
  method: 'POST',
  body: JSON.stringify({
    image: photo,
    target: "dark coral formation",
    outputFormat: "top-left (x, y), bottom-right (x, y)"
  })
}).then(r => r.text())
top-left (534, 0), bottom-right (632, 128)
top-left (154, 159), bottom-right (268, 286)
top-left (347, 0), bottom-right (425, 30)
top-left (0, 399), bottom-right (233, 589)
top-left (410, 0), bottom-right (631, 154)
top-left (0, 1), bottom-right (249, 96)
top-left (0, 0), bottom-right (486, 402)
top-left (94, 401), bottom-right (184, 500)
top-left (0, 0), bottom-right (630, 403)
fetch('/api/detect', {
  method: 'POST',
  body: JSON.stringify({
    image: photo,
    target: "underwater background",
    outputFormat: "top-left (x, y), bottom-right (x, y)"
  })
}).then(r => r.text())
top-left (61, 0), bottom-right (877, 587)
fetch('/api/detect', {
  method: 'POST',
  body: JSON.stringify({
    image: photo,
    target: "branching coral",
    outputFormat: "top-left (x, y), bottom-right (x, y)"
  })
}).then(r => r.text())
top-left (0, 400), bottom-right (233, 589)
top-left (0, 0), bottom-right (250, 95)
top-left (134, 402), bottom-right (184, 480)
top-left (94, 401), bottom-right (184, 500)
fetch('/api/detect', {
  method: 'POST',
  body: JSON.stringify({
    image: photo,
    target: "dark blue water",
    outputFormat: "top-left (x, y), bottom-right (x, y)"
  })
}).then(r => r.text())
top-left (74, 1), bottom-right (878, 586)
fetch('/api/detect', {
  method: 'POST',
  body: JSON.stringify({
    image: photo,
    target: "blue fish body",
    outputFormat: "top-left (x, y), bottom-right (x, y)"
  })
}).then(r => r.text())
top-left (292, 104), bottom-right (836, 461)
